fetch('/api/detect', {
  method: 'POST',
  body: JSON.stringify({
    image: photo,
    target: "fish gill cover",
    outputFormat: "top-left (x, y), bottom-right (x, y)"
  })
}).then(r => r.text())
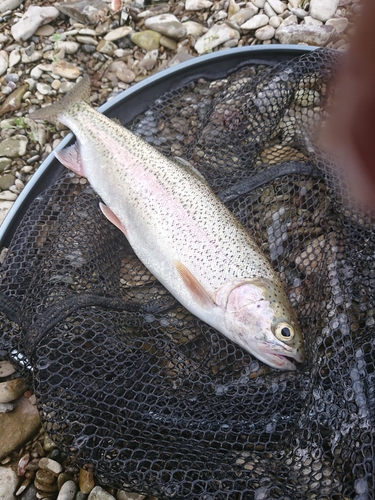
top-left (0, 48), bottom-right (374, 499)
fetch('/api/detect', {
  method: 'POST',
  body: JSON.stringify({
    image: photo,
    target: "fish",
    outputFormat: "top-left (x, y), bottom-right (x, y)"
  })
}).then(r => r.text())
top-left (30, 75), bottom-right (305, 370)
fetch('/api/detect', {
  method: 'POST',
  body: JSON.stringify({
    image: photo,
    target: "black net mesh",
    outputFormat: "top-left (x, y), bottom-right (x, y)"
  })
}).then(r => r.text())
top-left (1, 48), bottom-right (374, 499)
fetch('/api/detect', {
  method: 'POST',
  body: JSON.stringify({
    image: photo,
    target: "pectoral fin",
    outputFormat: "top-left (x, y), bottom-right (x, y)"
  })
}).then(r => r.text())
top-left (55, 143), bottom-right (85, 176)
top-left (174, 261), bottom-right (216, 309)
top-left (99, 203), bottom-right (127, 236)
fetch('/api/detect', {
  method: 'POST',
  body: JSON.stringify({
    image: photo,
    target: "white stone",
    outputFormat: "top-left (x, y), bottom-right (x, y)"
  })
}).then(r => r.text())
top-left (241, 14), bottom-right (269, 31)
top-left (309, 0), bottom-right (339, 22)
top-left (267, 0), bottom-right (287, 14)
top-left (8, 49), bottom-right (20, 68)
top-left (104, 26), bottom-right (132, 41)
top-left (185, 0), bottom-right (213, 10)
top-left (30, 65), bottom-right (43, 79)
top-left (288, 0), bottom-right (302, 7)
top-left (36, 82), bottom-right (52, 95)
top-left (0, 377), bottom-right (28, 402)
top-left (251, 0), bottom-right (266, 7)
top-left (0, 0), bottom-right (22, 13)
top-left (264, 2), bottom-right (276, 17)
top-left (303, 16), bottom-right (323, 26)
top-left (0, 201), bottom-right (13, 226)
top-left (326, 17), bottom-right (348, 33)
top-left (0, 361), bottom-right (16, 377)
top-left (88, 487), bottom-right (115, 500)
top-left (291, 8), bottom-right (308, 18)
top-left (55, 40), bottom-right (80, 54)
top-left (269, 15), bottom-right (281, 28)
top-left (255, 25), bottom-right (275, 40)
top-left (20, 49), bottom-right (43, 64)
top-left (194, 24), bottom-right (239, 54)
top-left (57, 480), bottom-right (77, 500)
top-left (181, 20), bottom-right (204, 36)
top-left (0, 466), bottom-right (18, 500)
top-left (230, 6), bottom-right (258, 25)
top-left (38, 457), bottom-right (63, 476)
top-left (0, 50), bottom-right (8, 76)
top-left (278, 14), bottom-right (298, 28)
top-left (276, 24), bottom-right (335, 45)
top-left (11, 6), bottom-right (60, 42)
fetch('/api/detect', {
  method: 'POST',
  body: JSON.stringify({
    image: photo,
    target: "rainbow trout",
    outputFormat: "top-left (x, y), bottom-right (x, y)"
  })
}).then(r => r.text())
top-left (30, 75), bottom-right (305, 370)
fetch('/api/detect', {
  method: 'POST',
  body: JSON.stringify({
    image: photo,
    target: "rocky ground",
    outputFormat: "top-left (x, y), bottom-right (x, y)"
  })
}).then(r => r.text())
top-left (0, 0), bottom-right (361, 498)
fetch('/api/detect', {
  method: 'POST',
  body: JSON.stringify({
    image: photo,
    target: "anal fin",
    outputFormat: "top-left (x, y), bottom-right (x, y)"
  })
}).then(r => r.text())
top-left (174, 261), bottom-right (216, 309)
top-left (55, 143), bottom-right (85, 176)
top-left (99, 203), bottom-right (127, 236)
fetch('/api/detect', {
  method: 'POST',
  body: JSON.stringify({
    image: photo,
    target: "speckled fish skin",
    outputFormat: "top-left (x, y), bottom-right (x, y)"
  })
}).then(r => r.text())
top-left (30, 75), bottom-right (305, 370)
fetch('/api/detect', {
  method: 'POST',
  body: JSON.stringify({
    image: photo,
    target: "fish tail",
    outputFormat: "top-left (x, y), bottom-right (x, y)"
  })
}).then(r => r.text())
top-left (29, 74), bottom-right (91, 124)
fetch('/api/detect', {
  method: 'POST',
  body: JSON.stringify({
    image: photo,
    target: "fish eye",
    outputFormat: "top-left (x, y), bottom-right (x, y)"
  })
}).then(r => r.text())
top-left (275, 322), bottom-right (295, 342)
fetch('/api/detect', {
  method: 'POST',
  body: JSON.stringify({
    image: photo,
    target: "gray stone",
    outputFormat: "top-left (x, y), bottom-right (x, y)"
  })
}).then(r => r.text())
top-left (278, 14), bottom-right (298, 28)
top-left (55, 40), bottom-right (80, 54)
top-left (0, 396), bottom-right (41, 460)
top-left (35, 24), bottom-right (55, 36)
top-left (291, 8), bottom-right (308, 18)
top-left (160, 35), bottom-right (177, 50)
top-left (20, 48), bottom-right (42, 64)
top-left (57, 480), bottom-right (77, 500)
top-left (36, 82), bottom-right (52, 95)
top-left (0, 135), bottom-right (28, 158)
top-left (0, 361), bottom-right (16, 377)
top-left (8, 49), bottom-right (20, 68)
top-left (264, 2), bottom-right (276, 17)
top-left (241, 13), bottom-right (269, 30)
top-left (276, 24), bottom-right (334, 46)
top-left (167, 49), bottom-right (195, 67)
top-left (76, 35), bottom-right (98, 45)
top-left (194, 24), bottom-right (240, 54)
top-left (185, 0), bottom-right (213, 9)
top-left (0, 50), bottom-right (8, 76)
top-left (131, 30), bottom-right (161, 51)
top-left (88, 486), bottom-right (115, 500)
top-left (230, 6), bottom-right (258, 26)
top-left (145, 14), bottom-right (186, 40)
top-left (97, 39), bottom-right (117, 55)
top-left (181, 20), bottom-right (204, 37)
top-left (303, 15), bottom-right (323, 26)
top-left (0, 0), bottom-right (23, 14)
top-left (0, 467), bottom-right (18, 500)
top-left (0, 402), bottom-right (13, 413)
top-left (0, 158), bottom-right (11, 173)
top-left (116, 67), bottom-right (136, 84)
top-left (55, 0), bottom-right (109, 24)
top-left (116, 491), bottom-right (145, 500)
top-left (309, 0), bottom-right (339, 22)
top-left (104, 26), bottom-right (132, 41)
top-left (11, 6), bottom-right (60, 42)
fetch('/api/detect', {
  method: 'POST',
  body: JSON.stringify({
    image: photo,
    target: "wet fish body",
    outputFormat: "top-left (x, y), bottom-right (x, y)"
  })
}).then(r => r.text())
top-left (30, 75), bottom-right (305, 370)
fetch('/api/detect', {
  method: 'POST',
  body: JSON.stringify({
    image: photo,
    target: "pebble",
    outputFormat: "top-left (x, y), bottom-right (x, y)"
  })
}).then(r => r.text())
top-left (35, 24), bottom-right (55, 37)
top-left (104, 26), bottom-right (132, 41)
top-left (97, 39), bottom-right (117, 55)
top-left (195, 24), bottom-right (240, 54)
top-left (145, 14), bottom-right (187, 39)
top-left (0, 402), bottom-right (13, 413)
top-left (267, 0), bottom-right (286, 15)
top-left (131, 30), bottom-right (162, 51)
top-left (160, 35), bottom-right (177, 50)
top-left (76, 35), bottom-right (98, 46)
top-left (8, 49), bottom-right (20, 67)
top-left (57, 480), bottom-right (77, 500)
top-left (51, 60), bottom-right (81, 79)
top-left (88, 486), bottom-right (116, 500)
top-left (241, 13), bottom-right (269, 30)
top-left (230, 6), bottom-right (259, 26)
top-left (79, 468), bottom-right (96, 494)
top-left (0, 190), bottom-right (17, 201)
top-left (0, 50), bottom-right (8, 76)
top-left (181, 20), bottom-right (204, 36)
top-left (55, 40), bottom-right (80, 55)
top-left (0, 466), bottom-right (18, 500)
top-left (0, 135), bottom-right (28, 157)
top-left (11, 5), bottom-right (60, 42)
top-left (38, 457), bottom-right (63, 476)
top-left (185, 0), bottom-right (213, 9)
top-left (0, 377), bottom-right (28, 403)
top-left (309, 0), bottom-right (340, 22)
top-left (116, 492), bottom-right (146, 500)
top-left (326, 17), bottom-right (349, 33)
top-left (255, 24), bottom-right (276, 40)
top-left (251, 0), bottom-right (266, 7)
top-left (0, 360), bottom-right (16, 377)
top-left (0, 0), bottom-right (22, 13)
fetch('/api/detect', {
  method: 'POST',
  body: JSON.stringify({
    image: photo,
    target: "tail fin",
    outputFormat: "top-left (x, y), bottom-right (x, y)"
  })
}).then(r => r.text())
top-left (29, 74), bottom-right (91, 124)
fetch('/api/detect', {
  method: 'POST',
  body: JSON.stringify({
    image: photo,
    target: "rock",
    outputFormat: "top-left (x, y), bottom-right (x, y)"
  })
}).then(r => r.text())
top-left (131, 30), bottom-right (161, 51)
top-left (0, 0), bottom-right (23, 13)
top-left (0, 158), bottom-right (11, 173)
top-left (255, 25), bottom-right (276, 40)
top-left (0, 135), bottom-right (28, 158)
top-left (35, 24), bottom-right (55, 36)
top-left (269, 15), bottom-right (281, 28)
top-left (116, 491), bottom-right (145, 500)
top-left (34, 469), bottom-right (58, 493)
top-left (0, 84), bottom-right (28, 116)
top-left (11, 5), bottom-right (60, 42)
top-left (181, 20), bottom-right (204, 37)
top-left (0, 361), bottom-right (16, 377)
top-left (0, 396), bottom-right (41, 460)
top-left (104, 26), bottom-right (132, 41)
top-left (97, 39), bottom-right (117, 55)
top-left (264, 2), bottom-right (276, 17)
top-left (278, 14), bottom-right (297, 28)
top-left (0, 191), bottom-right (17, 201)
top-left (38, 457), bottom-right (63, 477)
top-left (159, 35), bottom-right (177, 50)
top-left (288, 0), bottom-right (302, 6)
top-left (227, 0), bottom-right (240, 18)
top-left (194, 24), bottom-right (240, 54)
top-left (0, 402), bottom-right (13, 413)
top-left (20, 48), bottom-right (42, 64)
top-left (88, 487), bottom-right (115, 500)
top-left (138, 49), bottom-right (158, 71)
top-left (303, 15), bottom-right (323, 26)
top-left (116, 67), bottom-right (136, 84)
top-left (57, 480), bottom-right (77, 500)
top-left (251, 0), bottom-right (266, 7)
top-left (8, 49), bottom-right (20, 68)
top-left (55, 0), bottom-right (109, 24)
top-left (326, 17), bottom-right (348, 33)
top-left (76, 35), bottom-right (98, 45)
top-left (79, 468), bottom-right (95, 494)
top-left (167, 49), bottom-right (195, 67)
top-left (55, 40), bottom-right (80, 54)
top-left (0, 201), bottom-right (13, 225)
top-left (36, 82), bottom-right (52, 95)
top-left (241, 13), bottom-right (269, 30)
top-left (0, 50), bottom-right (8, 76)
top-left (145, 14), bottom-right (186, 40)
top-left (276, 24), bottom-right (334, 45)
top-left (267, 0), bottom-right (287, 14)
top-left (185, 0), bottom-right (213, 9)
top-left (51, 60), bottom-right (81, 79)
top-left (230, 6), bottom-right (258, 26)
top-left (309, 0), bottom-right (339, 22)
top-left (291, 7), bottom-right (308, 18)
top-left (0, 466), bottom-right (18, 500)
top-left (0, 377), bottom-right (28, 402)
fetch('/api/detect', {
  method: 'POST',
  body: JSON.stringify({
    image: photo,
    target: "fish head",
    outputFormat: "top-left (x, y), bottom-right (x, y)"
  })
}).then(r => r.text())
top-left (217, 277), bottom-right (305, 370)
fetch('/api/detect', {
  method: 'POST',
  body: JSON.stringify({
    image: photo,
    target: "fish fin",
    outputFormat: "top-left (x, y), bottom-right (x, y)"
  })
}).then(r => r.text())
top-left (55, 143), bottom-right (85, 176)
top-left (174, 261), bottom-right (216, 309)
top-left (174, 156), bottom-right (206, 182)
top-left (28, 74), bottom-right (91, 125)
top-left (99, 203), bottom-right (127, 236)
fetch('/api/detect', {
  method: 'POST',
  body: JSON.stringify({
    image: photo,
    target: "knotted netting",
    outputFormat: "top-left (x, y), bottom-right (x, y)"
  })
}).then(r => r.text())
top-left (1, 48), bottom-right (374, 499)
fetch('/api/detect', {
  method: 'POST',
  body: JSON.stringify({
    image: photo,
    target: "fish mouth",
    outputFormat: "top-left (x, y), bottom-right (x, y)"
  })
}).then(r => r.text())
top-left (259, 350), bottom-right (301, 371)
